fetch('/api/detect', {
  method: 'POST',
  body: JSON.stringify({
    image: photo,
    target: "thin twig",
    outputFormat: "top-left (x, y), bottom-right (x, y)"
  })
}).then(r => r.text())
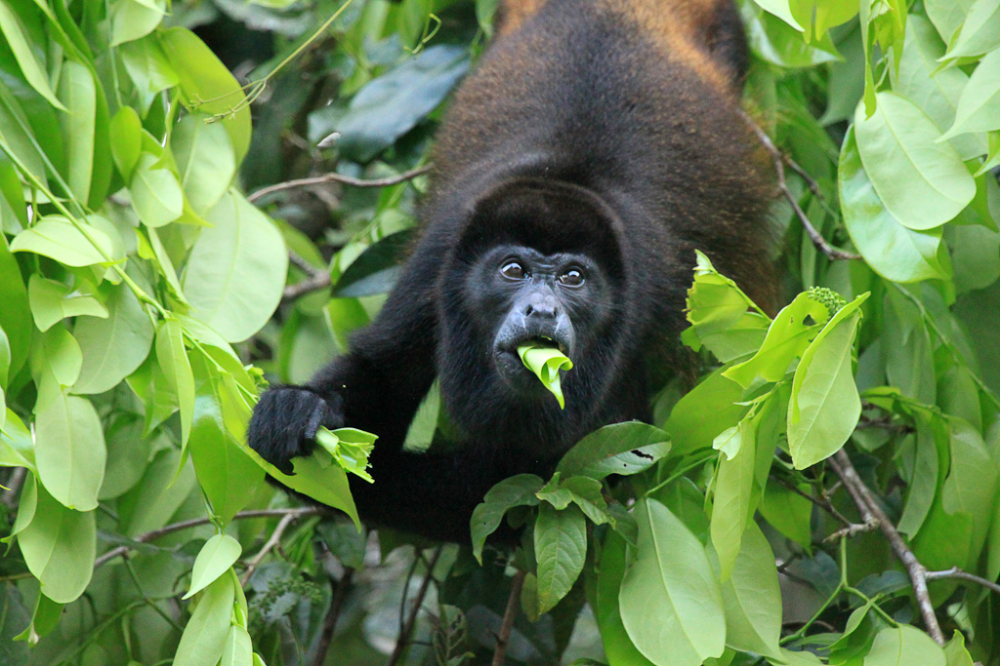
top-left (282, 270), bottom-right (332, 302)
top-left (740, 111), bottom-right (861, 262)
top-left (925, 567), bottom-right (1000, 595)
top-left (311, 567), bottom-right (355, 666)
top-left (386, 545), bottom-right (444, 666)
top-left (492, 570), bottom-right (527, 666)
top-left (248, 165), bottom-right (432, 203)
top-left (241, 511), bottom-right (303, 585)
top-left (94, 507), bottom-right (330, 569)
top-left (828, 450), bottom-right (945, 645)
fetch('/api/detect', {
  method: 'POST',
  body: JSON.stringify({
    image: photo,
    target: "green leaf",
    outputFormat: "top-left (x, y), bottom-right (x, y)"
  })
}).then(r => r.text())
top-left (185, 534), bottom-right (242, 599)
top-left (314, 426), bottom-right (377, 483)
top-left (0, 157), bottom-right (28, 233)
top-left (759, 482), bottom-right (813, 547)
top-left (556, 422), bottom-right (670, 479)
top-left (883, 288), bottom-right (936, 404)
top-left (517, 341), bottom-right (573, 409)
top-left (0, 238), bottom-right (30, 379)
top-left (754, 0), bottom-right (804, 31)
top-left (943, 49), bottom-right (1000, 139)
top-left (73, 282), bottom-right (155, 394)
top-left (35, 394), bottom-right (105, 511)
top-left (173, 574), bottom-right (234, 666)
top-left (743, 2), bottom-right (841, 69)
top-left (172, 114), bottom-right (236, 215)
top-left (666, 368), bottom-right (746, 456)
top-left (725, 293), bottom-right (829, 388)
top-left (619, 499), bottom-right (725, 666)
top-left (35, 325), bottom-right (82, 390)
top-left (337, 45), bottom-right (469, 162)
top-left (864, 626), bottom-right (945, 666)
top-left (926, 0), bottom-right (976, 42)
top-left (941, 0), bottom-right (1000, 60)
top-left (17, 481), bottom-right (95, 604)
top-left (10, 216), bottom-right (116, 267)
top-left (854, 92), bottom-right (976, 230)
top-left (219, 625), bottom-right (253, 666)
top-left (0, 325), bottom-right (8, 389)
top-left (334, 229), bottom-right (417, 298)
top-left (595, 530), bottom-right (657, 666)
top-left (109, 106), bottom-right (142, 180)
top-left (28, 275), bottom-right (108, 332)
top-left (0, 409), bottom-right (34, 469)
top-left (130, 152), bottom-right (183, 228)
top-left (13, 590), bottom-right (63, 644)
top-left (55, 61), bottom-right (96, 203)
top-left (470, 474), bottom-right (544, 562)
top-left (716, 523), bottom-right (782, 658)
top-left (111, 0), bottom-right (165, 46)
top-left (838, 128), bottom-right (947, 283)
top-left (0, 0), bottom-right (66, 111)
top-left (98, 414), bottom-right (151, 500)
top-left (710, 416), bottom-right (757, 581)
top-left (787, 294), bottom-right (867, 469)
top-left (160, 27), bottom-right (251, 166)
top-left (534, 503), bottom-right (587, 615)
top-left (155, 319), bottom-right (194, 446)
top-left (182, 189), bottom-right (288, 342)
top-left (944, 631), bottom-right (976, 666)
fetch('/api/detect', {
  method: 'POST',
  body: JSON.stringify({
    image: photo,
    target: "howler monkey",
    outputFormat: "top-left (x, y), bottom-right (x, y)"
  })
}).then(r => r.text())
top-left (248, 0), bottom-right (774, 543)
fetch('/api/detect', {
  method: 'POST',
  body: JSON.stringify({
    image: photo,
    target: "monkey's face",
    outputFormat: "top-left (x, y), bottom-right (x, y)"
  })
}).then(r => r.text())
top-left (463, 244), bottom-right (614, 399)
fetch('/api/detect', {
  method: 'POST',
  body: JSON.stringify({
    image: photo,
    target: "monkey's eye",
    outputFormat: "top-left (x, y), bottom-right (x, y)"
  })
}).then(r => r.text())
top-left (559, 268), bottom-right (585, 287)
top-left (501, 262), bottom-right (527, 280)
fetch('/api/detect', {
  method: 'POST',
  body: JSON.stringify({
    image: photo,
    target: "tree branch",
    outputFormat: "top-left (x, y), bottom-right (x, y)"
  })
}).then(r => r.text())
top-left (94, 507), bottom-right (331, 569)
top-left (740, 111), bottom-right (861, 262)
top-left (386, 545), bottom-right (443, 666)
top-left (828, 450), bottom-right (945, 645)
top-left (925, 567), bottom-right (1000, 596)
top-left (248, 165), bottom-right (432, 203)
top-left (241, 510), bottom-right (304, 585)
top-left (492, 570), bottom-right (527, 666)
top-left (282, 269), bottom-right (332, 302)
top-left (312, 567), bottom-right (355, 666)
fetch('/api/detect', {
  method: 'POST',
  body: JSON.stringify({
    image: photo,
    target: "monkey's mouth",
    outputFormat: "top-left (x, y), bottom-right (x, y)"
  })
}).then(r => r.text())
top-left (493, 331), bottom-right (574, 394)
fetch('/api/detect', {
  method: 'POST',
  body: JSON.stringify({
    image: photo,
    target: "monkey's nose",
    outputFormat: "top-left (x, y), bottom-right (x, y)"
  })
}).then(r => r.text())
top-left (524, 293), bottom-right (558, 318)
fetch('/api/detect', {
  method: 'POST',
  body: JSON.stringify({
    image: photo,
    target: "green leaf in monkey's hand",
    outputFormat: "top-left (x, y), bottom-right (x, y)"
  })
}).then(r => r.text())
top-left (517, 342), bottom-right (573, 409)
top-left (314, 427), bottom-right (378, 483)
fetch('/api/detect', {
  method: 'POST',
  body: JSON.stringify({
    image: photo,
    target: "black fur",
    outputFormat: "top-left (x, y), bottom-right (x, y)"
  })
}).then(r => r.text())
top-left (248, 0), bottom-right (773, 543)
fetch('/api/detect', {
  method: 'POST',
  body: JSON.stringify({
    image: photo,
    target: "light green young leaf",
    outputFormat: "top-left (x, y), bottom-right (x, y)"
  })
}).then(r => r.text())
top-left (943, 50), bottom-right (1000, 139)
top-left (160, 27), bottom-right (252, 165)
top-left (944, 631), bottom-right (976, 666)
top-left (941, 0), bottom-right (1000, 60)
top-left (556, 421), bottom-right (670, 479)
top-left (0, 409), bottom-right (34, 470)
top-left (35, 394), bottom-right (105, 511)
top-left (219, 625), bottom-right (253, 666)
top-left (716, 523), bottom-right (782, 658)
top-left (976, 131), bottom-right (1000, 176)
top-left (28, 275), bottom-right (108, 332)
top-left (711, 416), bottom-right (756, 581)
top-left (182, 190), bottom-right (288, 342)
top-left (855, 93), bottom-right (976, 230)
top-left (534, 503), bottom-right (587, 615)
top-left (111, 0), bottom-right (166, 46)
top-left (754, 0), bottom-right (804, 31)
top-left (74, 282), bottom-right (155, 395)
top-left (838, 128), bottom-right (948, 283)
top-left (13, 589), bottom-right (63, 645)
top-left (894, 15), bottom-right (986, 161)
top-left (619, 499), bottom-right (725, 666)
top-left (594, 530), bottom-right (657, 666)
top-left (0, 325), bottom-right (8, 389)
top-left (926, 0), bottom-right (975, 42)
top-left (314, 426), bottom-right (377, 483)
top-left (37, 326), bottom-right (82, 389)
top-left (17, 482), bottom-right (95, 604)
top-left (517, 341), bottom-right (573, 409)
top-left (724, 293), bottom-right (830, 388)
top-left (0, 1), bottom-right (67, 111)
top-left (172, 114), bottom-right (236, 214)
top-left (666, 368), bottom-right (746, 456)
top-left (10, 216), bottom-right (116, 267)
top-left (110, 106), bottom-right (142, 180)
top-left (865, 626), bottom-right (945, 666)
top-left (173, 574), bottom-right (235, 666)
top-left (470, 474), bottom-right (544, 562)
top-left (185, 534), bottom-right (242, 599)
top-left (131, 152), bottom-right (183, 228)
top-left (787, 294), bottom-right (868, 469)
top-left (155, 319), bottom-right (194, 446)
top-left (56, 61), bottom-right (96, 203)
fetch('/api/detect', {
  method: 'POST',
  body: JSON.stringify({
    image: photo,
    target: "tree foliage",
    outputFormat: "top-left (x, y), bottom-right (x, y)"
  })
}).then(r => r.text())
top-left (1, 0), bottom-right (999, 665)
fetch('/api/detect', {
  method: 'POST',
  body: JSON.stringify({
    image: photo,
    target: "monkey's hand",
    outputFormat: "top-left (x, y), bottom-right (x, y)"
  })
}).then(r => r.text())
top-left (247, 386), bottom-right (345, 474)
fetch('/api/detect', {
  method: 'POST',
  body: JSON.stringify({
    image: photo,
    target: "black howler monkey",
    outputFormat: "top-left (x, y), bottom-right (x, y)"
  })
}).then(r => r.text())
top-left (248, 0), bottom-right (774, 543)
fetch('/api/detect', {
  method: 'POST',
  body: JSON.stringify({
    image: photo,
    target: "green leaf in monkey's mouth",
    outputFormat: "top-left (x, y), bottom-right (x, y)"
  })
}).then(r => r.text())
top-left (516, 340), bottom-right (574, 409)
